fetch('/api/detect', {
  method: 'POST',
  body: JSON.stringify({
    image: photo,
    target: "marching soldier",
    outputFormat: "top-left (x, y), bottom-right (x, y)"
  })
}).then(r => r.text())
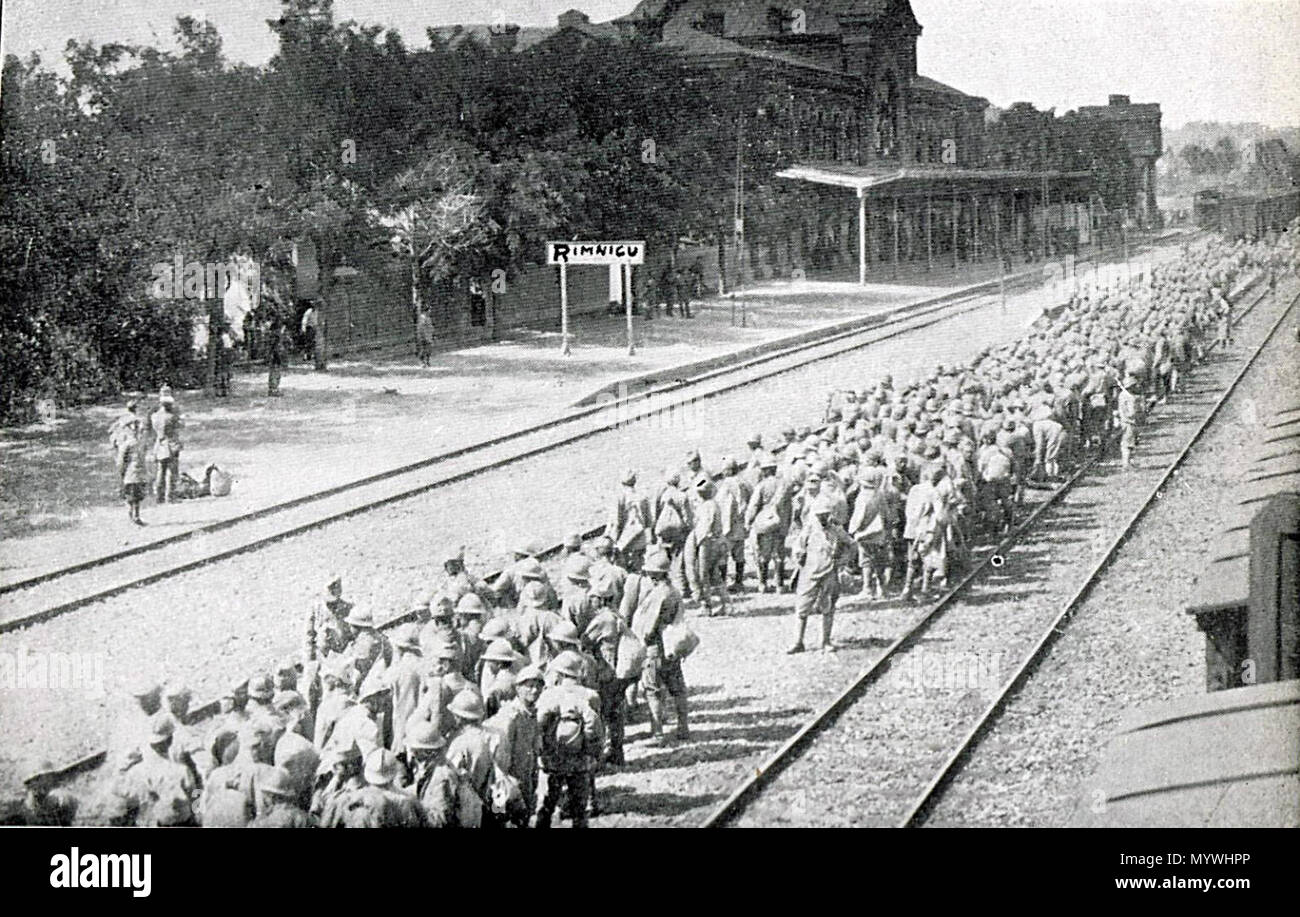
top-left (313, 744), bottom-right (366, 826)
top-left (651, 471), bottom-right (692, 596)
top-left (607, 469), bottom-right (651, 572)
top-left (627, 550), bottom-right (690, 745)
top-left (688, 475), bottom-right (731, 616)
top-left (717, 458), bottom-right (751, 592)
top-left (745, 453), bottom-right (791, 593)
top-left (444, 690), bottom-right (496, 824)
top-left (536, 650), bottom-right (604, 828)
top-left (789, 494), bottom-right (855, 654)
top-left (340, 748), bottom-right (424, 828)
top-left (249, 767), bottom-right (316, 827)
top-left (588, 536), bottom-right (629, 608)
top-left (386, 624), bottom-right (424, 755)
top-left (486, 663), bottom-right (543, 826)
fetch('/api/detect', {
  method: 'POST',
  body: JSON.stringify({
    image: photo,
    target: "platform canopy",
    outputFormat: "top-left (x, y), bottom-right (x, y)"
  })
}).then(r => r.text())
top-left (774, 161), bottom-right (1093, 197)
top-left (774, 160), bottom-right (1094, 284)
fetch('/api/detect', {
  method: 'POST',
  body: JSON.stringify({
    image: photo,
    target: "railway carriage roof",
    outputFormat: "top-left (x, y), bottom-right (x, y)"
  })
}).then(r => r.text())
top-left (1186, 401), bottom-right (1300, 615)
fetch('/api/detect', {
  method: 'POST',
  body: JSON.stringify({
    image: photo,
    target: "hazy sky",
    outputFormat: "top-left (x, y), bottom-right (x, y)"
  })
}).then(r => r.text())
top-left (3, 0), bottom-right (1298, 129)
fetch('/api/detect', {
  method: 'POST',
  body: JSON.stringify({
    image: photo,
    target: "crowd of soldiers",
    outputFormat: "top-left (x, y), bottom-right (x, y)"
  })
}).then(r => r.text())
top-left (10, 225), bottom-right (1296, 828)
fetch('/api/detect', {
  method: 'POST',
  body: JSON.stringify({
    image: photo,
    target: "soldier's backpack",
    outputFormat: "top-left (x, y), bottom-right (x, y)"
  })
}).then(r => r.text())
top-left (554, 697), bottom-right (588, 756)
top-left (654, 499), bottom-right (685, 541)
top-left (982, 448), bottom-right (1014, 482)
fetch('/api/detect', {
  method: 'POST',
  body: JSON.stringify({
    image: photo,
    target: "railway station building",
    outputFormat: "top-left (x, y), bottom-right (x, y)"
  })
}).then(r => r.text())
top-left (308, 0), bottom-right (1102, 356)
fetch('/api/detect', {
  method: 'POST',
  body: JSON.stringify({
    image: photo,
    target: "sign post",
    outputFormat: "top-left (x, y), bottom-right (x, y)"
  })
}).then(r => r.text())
top-left (547, 241), bottom-right (646, 357)
top-left (624, 262), bottom-right (635, 356)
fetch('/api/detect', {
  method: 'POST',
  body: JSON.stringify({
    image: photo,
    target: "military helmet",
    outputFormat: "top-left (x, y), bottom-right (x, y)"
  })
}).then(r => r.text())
top-left (247, 674), bottom-right (275, 703)
top-left (563, 554), bottom-right (591, 583)
top-left (550, 650), bottom-right (586, 681)
top-left (259, 767), bottom-right (300, 800)
top-left (481, 639), bottom-right (521, 665)
top-left (518, 558), bottom-right (545, 581)
top-left (363, 748), bottom-right (400, 786)
top-left (642, 550), bottom-right (671, 574)
top-left (480, 618), bottom-right (515, 643)
top-left (455, 593), bottom-right (488, 617)
top-left (515, 664), bottom-right (545, 686)
top-left (405, 721), bottom-right (446, 752)
top-left (548, 620), bottom-right (582, 646)
top-left (448, 689), bottom-right (486, 722)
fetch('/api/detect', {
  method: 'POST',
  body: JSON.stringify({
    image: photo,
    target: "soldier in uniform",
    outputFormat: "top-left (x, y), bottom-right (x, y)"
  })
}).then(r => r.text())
top-left (401, 722), bottom-right (456, 826)
top-left (688, 475), bottom-right (731, 616)
top-left (650, 472), bottom-right (692, 597)
top-left (410, 641), bottom-right (465, 739)
top-left (310, 576), bottom-right (354, 662)
top-left (1117, 374), bottom-right (1140, 470)
top-left (340, 749), bottom-right (424, 828)
top-left (790, 494), bottom-right (855, 654)
top-left (149, 388), bottom-right (183, 503)
top-left (717, 458), bottom-right (752, 592)
top-left (607, 469), bottom-right (651, 572)
top-left (581, 579), bottom-right (629, 767)
top-left (745, 453), bottom-right (792, 593)
top-left (110, 680), bottom-right (163, 775)
top-left (559, 554), bottom-right (601, 633)
top-left (385, 624), bottom-right (424, 756)
top-left (486, 663), bottom-right (543, 826)
top-left (454, 594), bottom-right (489, 682)
top-left (489, 540), bottom-right (550, 609)
top-left (587, 536), bottom-right (629, 609)
top-left (249, 767), bottom-right (316, 827)
top-left (198, 717), bottom-right (279, 827)
top-left (478, 639), bottom-right (523, 717)
top-left (124, 716), bottom-right (197, 826)
top-left (312, 744), bottom-right (365, 825)
top-left (536, 650), bottom-right (604, 828)
top-left (628, 550), bottom-right (690, 744)
top-left (444, 690), bottom-right (496, 824)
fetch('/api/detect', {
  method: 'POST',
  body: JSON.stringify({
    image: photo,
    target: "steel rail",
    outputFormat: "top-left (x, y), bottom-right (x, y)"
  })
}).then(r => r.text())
top-left (896, 285), bottom-right (1300, 828)
top-left (2, 234), bottom-right (1177, 601)
top-left (699, 278), bottom-right (1275, 828)
top-left (0, 278), bottom-right (1033, 635)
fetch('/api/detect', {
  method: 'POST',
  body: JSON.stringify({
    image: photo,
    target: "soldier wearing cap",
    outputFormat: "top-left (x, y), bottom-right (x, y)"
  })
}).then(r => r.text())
top-left (790, 493), bottom-right (855, 654)
top-left (687, 475), bottom-right (731, 616)
top-left (559, 532), bottom-right (584, 561)
top-left (679, 449), bottom-right (705, 503)
top-left (454, 593), bottom-right (490, 682)
top-left (745, 452), bottom-right (792, 593)
top-left (478, 639), bottom-right (522, 716)
top-left (245, 673), bottom-right (277, 721)
top-left (516, 563), bottom-right (566, 667)
top-left (486, 663), bottom-right (543, 826)
top-left (1117, 374), bottom-right (1140, 469)
top-left (438, 548), bottom-right (491, 608)
top-left (409, 640), bottom-right (465, 739)
top-left (313, 656), bottom-right (355, 748)
top-left (626, 549), bottom-right (690, 744)
top-left (313, 743), bottom-right (366, 826)
top-left (322, 678), bottom-right (385, 760)
top-left (401, 722), bottom-right (466, 827)
top-left (536, 650), bottom-right (604, 828)
top-left (335, 748), bottom-right (424, 828)
top-left (124, 714), bottom-right (198, 826)
top-left (311, 576), bottom-right (354, 661)
top-left (385, 623), bottom-right (424, 755)
top-left (581, 578), bottom-right (631, 767)
top-left (109, 680), bottom-right (163, 775)
top-left (489, 540), bottom-right (550, 609)
top-left (273, 699), bottom-right (320, 808)
top-left (199, 717), bottom-right (280, 827)
top-left (249, 767), bottom-right (316, 827)
top-left (559, 553), bottom-right (601, 635)
top-left (848, 466), bottom-right (897, 600)
top-left (607, 468), bottom-right (652, 572)
top-left (649, 471), bottom-right (692, 596)
top-left (716, 457), bottom-right (752, 592)
top-left (445, 689), bottom-right (496, 799)
top-left (588, 535), bottom-right (629, 609)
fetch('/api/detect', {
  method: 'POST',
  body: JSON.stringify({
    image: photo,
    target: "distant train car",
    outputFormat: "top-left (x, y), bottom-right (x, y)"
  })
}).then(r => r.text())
top-left (1195, 188), bottom-right (1300, 238)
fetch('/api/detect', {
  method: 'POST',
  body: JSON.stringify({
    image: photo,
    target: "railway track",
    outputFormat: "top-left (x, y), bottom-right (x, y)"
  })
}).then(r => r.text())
top-left (10, 236), bottom-right (1193, 791)
top-left (699, 278), bottom-right (1291, 828)
top-left (0, 267), bottom-right (1067, 635)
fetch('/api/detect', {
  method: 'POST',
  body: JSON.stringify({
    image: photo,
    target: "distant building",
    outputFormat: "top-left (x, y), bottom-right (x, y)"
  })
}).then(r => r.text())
top-left (1076, 94), bottom-right (1162, 225)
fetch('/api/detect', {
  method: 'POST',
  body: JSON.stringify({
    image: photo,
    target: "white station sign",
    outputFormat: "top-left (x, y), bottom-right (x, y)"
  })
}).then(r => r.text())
top-left (546, 241), bottom-right (646, 265)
